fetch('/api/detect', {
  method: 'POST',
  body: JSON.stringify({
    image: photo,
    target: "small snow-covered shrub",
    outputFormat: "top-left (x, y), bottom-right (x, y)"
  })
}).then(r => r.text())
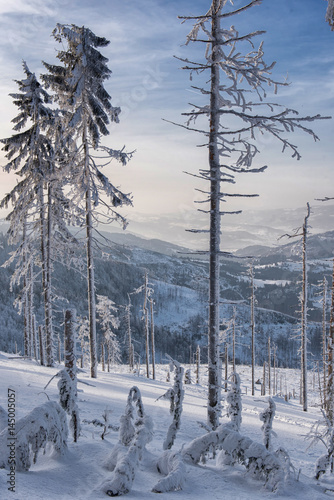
top-left (84, 408), bottom-right (118, 440)
top-left (152, 450), bottom-right (185, 493)
top-left (0, 401), bottom-right (68, 472)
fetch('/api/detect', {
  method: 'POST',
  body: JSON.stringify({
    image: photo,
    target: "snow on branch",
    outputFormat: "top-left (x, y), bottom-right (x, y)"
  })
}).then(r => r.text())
top-left (0, 401), bottom-right (68, 472)
top-left (152, 450), bottom-right (186, 493)
top-left (181, 421), bottom-right (290, 492)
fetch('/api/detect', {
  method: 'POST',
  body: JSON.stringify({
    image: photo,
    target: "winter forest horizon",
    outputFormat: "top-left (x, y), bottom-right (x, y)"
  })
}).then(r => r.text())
top-left (0, 1), bottom-right (334, 498)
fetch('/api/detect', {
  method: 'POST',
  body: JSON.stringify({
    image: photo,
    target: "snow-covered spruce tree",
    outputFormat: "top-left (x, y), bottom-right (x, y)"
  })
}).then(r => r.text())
top-left (42, 24), bottom-right (133, 378)
top-left (174, 0), bottom-right (328, 430)
top-left (260, 397), bottom-right (276, 450)
top-left (96, 294), bottom-right (121, 370)
top-left (0, 62), bottom-right (56, 365)
top-left (2, 217), bottom-right (37, 357)
top-left (101, 386), bottom-right (153, 496)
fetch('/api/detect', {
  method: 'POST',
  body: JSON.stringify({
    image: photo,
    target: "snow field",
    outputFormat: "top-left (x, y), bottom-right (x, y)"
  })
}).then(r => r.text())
top-left (0, 354), bottom-right (333, 499)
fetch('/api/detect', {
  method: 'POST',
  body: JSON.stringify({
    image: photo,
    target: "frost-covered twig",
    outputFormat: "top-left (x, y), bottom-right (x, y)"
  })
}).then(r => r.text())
top-left (83, 408), bottom-right (119, 438)
top-left (0, 401), bottom-right (68, 472)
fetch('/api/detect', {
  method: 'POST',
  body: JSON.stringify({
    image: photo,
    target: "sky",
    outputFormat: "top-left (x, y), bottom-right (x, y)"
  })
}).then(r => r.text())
top-left (0, 0), bottom-right (333, 245)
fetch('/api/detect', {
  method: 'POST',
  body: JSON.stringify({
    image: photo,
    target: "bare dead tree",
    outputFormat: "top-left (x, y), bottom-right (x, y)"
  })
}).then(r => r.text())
top-left (323, 277), bottom-right (328, 405)
top-left (149, 297), bottom-right (156, 380)
top-left (281, 202), bottom-right (311, 411)
top-left (172, 0), bottom-right (328, 429)
top-left (327, 260), bottom-right (334, 424)
top-left (248, 263), bottom-right (256, 396)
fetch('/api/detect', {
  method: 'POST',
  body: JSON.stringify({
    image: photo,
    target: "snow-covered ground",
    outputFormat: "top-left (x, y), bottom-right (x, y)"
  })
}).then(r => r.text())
top-left (0, 353), bottom-right (333, 499)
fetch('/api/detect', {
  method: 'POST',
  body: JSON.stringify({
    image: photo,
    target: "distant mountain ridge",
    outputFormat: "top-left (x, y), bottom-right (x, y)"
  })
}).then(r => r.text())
top-left (235, 230), bottom-right (334, 260)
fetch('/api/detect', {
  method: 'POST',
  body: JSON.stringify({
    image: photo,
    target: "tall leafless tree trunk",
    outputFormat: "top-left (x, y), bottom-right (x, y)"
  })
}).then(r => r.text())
top-left (232, 309), bottom-right (236, 374)
top-left (196, 345), bottom-right (200, 384)
top-left (250, 264), bottom-right (256, 396)
top-left (268, 337), bottom-right (271, 396)
top-left (301, 203), bottom-right (310, 411)
top-left (143, 271), bottom-right (150, 379)
top-left (150, 298), bottom-right (155, 380)
top-left (207, 0), bottom-right (222, 430)
top-left (323, 276), bottom-right (328, 405)
top-left (127, 294), bottom-right (133, 371)
top-left (326, 260), bottom-right (334, 423)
